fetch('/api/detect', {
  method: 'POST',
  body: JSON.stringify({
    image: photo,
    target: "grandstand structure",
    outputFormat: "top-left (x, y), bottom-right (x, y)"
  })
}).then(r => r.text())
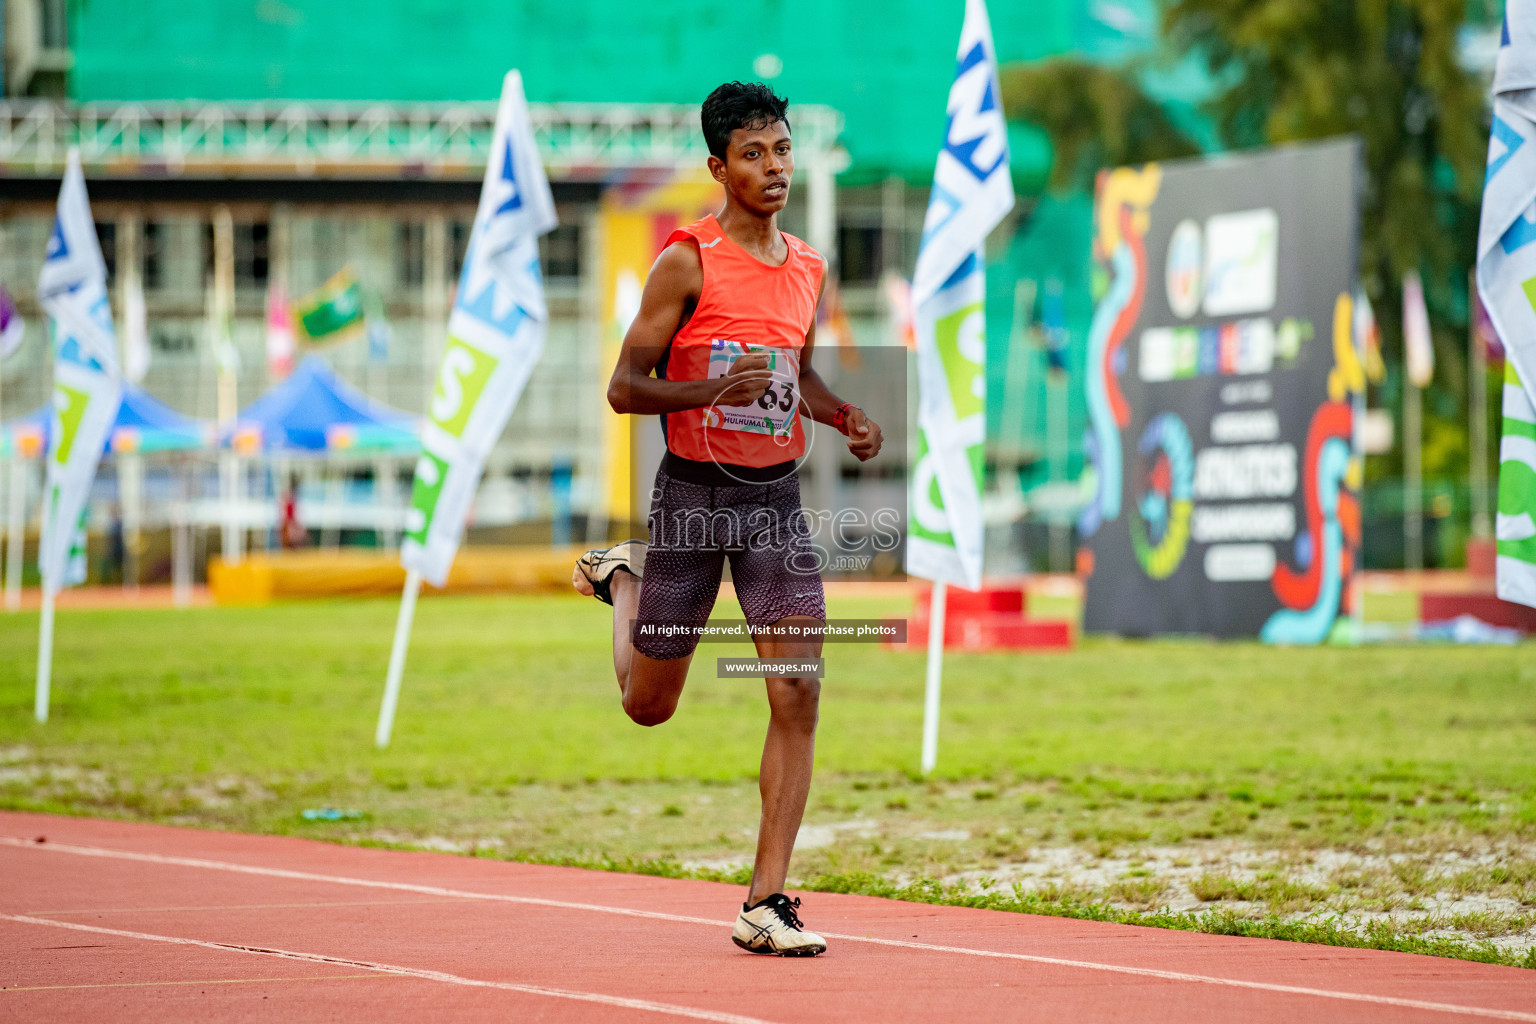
top-left (0, 99), bottom-right (844, 179)
top-left (0, 98), bottom-right (844, 488)
top-left (0, 0), bottom-right (1243, 572)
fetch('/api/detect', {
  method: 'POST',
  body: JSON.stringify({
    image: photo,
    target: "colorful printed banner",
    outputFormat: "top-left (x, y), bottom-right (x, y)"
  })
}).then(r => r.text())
top-left (400, 70), bottom-right (557, 587)
top-left (905, 0), bottom-right (1014, 590)
top-left (1079, 140), bottom-right (1363, 641)
top-left (36, 149), bottom-right (123, 592)
top-left (1476, 0), bottom-right (1536, 609)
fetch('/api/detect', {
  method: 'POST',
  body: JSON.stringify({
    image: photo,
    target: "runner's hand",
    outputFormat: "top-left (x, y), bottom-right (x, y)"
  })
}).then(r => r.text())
top-left (716, 352), bottom-right (773, 406)
top-left (845, 408), bottom-right (883, 461)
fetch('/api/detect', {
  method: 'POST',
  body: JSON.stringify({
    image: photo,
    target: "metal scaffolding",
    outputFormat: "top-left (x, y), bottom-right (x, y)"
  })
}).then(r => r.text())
top-left (0, 100), bottom-right (845, 178)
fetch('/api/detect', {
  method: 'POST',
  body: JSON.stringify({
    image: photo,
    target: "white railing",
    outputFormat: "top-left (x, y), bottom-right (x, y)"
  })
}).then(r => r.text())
top-left (0, 100), bottom-right (843, 176)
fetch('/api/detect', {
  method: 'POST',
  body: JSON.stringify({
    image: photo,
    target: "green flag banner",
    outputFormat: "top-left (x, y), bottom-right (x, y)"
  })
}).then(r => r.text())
top-left (1498, 359), bottom-right (1536, 606)
top-left (295, 267), bottom-right (365, 345)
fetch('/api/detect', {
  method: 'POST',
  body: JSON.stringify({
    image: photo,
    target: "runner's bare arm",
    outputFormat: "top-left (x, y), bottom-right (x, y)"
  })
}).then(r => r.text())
top-left (797, 274), bottom-right (884, 462)
top-left (606, 241), bottom-right (772, 415)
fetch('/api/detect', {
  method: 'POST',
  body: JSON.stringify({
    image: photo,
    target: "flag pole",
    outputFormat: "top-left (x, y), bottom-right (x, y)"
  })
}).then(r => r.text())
top-left (920, 581), bottom-right (947, 774)
top-left (1405, 378), bottom-right (1423, 572)
top-left (375, 69), bottom-right (557, 746)
top-left (375, 568), bottom-right (421, 748)
top-left (1469, 269), bottom-right (1491, 540)
top-left (35, 583), bottom-right (55, 722)
top-left (0, 340), bottom-right (7, 611)
top-left (4, 456), bottom-right (22, 612)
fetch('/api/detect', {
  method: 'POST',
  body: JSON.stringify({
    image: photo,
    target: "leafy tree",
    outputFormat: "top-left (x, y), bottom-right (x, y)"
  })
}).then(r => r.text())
top-left (1004, 4), bottom-right (1492, 485)
top-left (1163, 0), bottom-right (1490, 479)
top-left (999, 59), bottom-right (1201, 193)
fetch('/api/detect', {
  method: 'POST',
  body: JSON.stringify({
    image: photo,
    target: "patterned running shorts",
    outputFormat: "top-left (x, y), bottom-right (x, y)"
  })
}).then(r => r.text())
top-left (633, 466), bottom-right (827, 661)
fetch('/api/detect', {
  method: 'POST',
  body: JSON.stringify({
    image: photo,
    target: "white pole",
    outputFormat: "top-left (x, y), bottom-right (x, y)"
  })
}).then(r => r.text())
top-left (1000, 279), bottom-right (1033, 465)
top-left (35, 584), bottom-right (55, 722)
top-left (3, 456), bottom-right (22, 611)
top-left (806, 147), bottom-right (839, 522)
top-left (219, 450), bottom-right (240, 564)
top-left (376, 568), bottom-right (422, 749)
top-left (375, 456), bottom-right (398, 552)
top-left (1404, 379), bottom-right (1423, 572)
top-left (234, 455), bottom-right (246, 562)
top-left (171, 458), bottom-right (192, 608)
top-left (172, 508), bottom-right (191, 608)
top-left (1049, 373), bottom-right (1070, 572)
top-left (0, 336), bottom-right (5, 597)
top-left (121, 452), bottom-right (143, 591)
top-left (920, 581), bottom-right (948, 775)
top-left (321, 466), bottom-right (342, 549)
top-left (1470, 271), bottom-right (1491, 540)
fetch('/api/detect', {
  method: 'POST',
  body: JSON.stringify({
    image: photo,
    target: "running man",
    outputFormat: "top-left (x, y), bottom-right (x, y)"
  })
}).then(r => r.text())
top-left (572, 82), bottom-right (883, 956)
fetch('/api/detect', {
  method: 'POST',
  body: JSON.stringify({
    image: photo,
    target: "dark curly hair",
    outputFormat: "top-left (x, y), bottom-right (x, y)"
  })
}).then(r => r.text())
top-left (701, 81), bottom-right (791, 161)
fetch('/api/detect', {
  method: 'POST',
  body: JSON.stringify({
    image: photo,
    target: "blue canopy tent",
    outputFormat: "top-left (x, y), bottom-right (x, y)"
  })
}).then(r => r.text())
top-left (223, 356), bottom-right (419, 554)
top-left (111, 386), bottom-right (215, 455)
top-left (0, 402), bottom-right (49, 460)
top-left (227, 356), bottom-right (419, 455)
top-left (0, 386), bottom-right (212, 458)
top-left (0, 387), bottom-right (211, 597)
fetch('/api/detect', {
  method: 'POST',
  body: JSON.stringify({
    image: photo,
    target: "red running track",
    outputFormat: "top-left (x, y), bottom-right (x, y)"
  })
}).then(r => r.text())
top-left (1, 811), bottom-right (1532, 1022)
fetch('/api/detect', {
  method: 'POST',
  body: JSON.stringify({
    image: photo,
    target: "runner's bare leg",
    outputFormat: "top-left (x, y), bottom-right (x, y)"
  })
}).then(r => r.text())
top-left (608, 572), bottom-right (691, 726)
top-left (746, 616), bottom-right (823, 904)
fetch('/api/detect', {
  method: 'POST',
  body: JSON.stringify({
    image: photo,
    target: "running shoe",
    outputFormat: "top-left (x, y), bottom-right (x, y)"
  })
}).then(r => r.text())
top-left (572, 539), bottom-right (646, 605)
top-left (731, 894), bottom-right (826, 956)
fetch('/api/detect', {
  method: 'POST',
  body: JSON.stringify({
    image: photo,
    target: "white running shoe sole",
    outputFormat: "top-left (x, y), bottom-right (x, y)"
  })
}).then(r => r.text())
top-left (572, 540), bottom-right (646, 605)
top-left (731, 902), bottom-right (827, 957)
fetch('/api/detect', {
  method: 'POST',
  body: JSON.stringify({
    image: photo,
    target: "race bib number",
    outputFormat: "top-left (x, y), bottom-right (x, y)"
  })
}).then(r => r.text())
top-left (705, 339), bottom-right (801, 437)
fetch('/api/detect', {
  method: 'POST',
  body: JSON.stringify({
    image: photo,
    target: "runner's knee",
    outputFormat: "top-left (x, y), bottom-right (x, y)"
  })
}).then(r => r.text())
top-left (623, 691), bottom-right (679, 727)
top-left (768, 676), bottom-right (820, 729)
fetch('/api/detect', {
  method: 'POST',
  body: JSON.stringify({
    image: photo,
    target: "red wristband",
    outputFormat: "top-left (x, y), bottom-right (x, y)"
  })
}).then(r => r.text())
top-left (833, 403), bottom-right (858, 436)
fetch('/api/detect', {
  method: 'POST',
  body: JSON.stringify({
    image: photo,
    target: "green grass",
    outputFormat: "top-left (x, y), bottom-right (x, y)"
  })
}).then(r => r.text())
top-left (2, 591), bottom-right (1534, 966)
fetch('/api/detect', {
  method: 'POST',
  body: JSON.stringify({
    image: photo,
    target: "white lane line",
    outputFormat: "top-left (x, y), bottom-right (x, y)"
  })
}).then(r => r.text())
top-left (0, 837), bottom-right (724, 926)
top-left (31, 898), bottom-right (473, 916)
top-left (4, 835), bottom-right (1533, 1022)
top-left (833, 934), bottom-right (1536, 1022)
top-left (0, 913), bottom-right (779, 1024)
top-left (2, 973), bottom-right (397, 994)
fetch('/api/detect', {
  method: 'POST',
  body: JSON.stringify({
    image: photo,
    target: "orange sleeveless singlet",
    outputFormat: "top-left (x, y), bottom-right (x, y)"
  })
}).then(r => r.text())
top-left (658, 214), bottom-right (825, 469)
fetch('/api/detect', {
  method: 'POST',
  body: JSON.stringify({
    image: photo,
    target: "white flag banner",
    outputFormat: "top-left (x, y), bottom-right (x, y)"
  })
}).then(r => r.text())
top-left (1402, 269), bottom-right (1434, 388)
top-left (37, 149), bottom-right (123, 593)
top-left (123, 274), bottom-right (150, 383)
top-left (905, 0), bottom-right (1014, 590)
top-left (400, 70), bottom-right (557, 586)
top-left (1477, 1), bottom-right (1536, 608)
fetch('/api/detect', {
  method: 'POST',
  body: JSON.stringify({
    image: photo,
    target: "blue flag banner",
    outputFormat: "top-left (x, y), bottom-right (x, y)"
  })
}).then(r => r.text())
top-left (37, 149), bottom-right (122, 593)
top-left (400, 71), bottom-right (558, 587)
top-left (1476, 0), bottom-right (1536, 609)
top-left (905, 0), bottom-right (1014, 590)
